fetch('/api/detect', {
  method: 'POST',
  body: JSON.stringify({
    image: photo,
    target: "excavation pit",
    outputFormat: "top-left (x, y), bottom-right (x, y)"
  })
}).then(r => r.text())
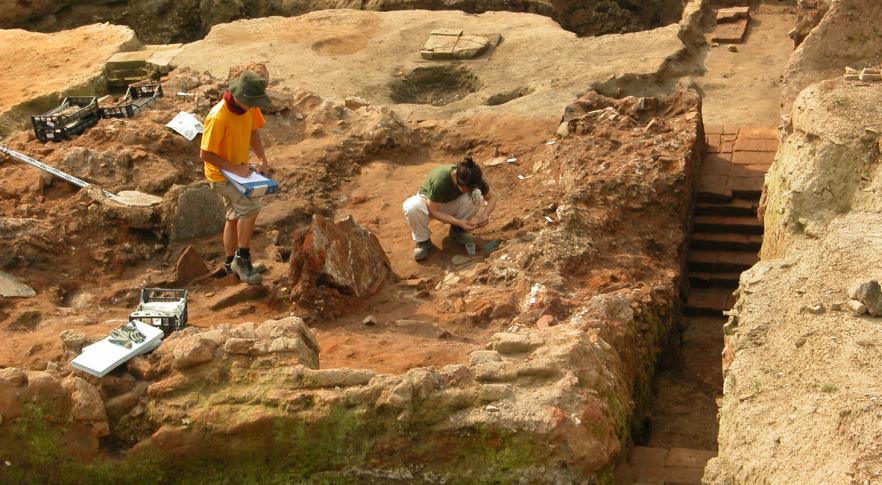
top-left (389, 66), bottom-right (480, 106)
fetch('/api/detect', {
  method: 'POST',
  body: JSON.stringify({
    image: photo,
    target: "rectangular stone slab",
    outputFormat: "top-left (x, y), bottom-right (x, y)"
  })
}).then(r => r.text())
top-left (106, 50), bottom-right (156, 70)
top-left (716, 7), bottom-right (750, 23)
top-left (431, 28), bottom-right (462, 36)
top-left (711, 18), bottom-right (749, 43)
top-left (423, 34), bottom-right (459, 52)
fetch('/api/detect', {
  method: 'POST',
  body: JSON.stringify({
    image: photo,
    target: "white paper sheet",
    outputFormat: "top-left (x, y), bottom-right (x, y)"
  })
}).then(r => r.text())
top-left (166, 111), bottom-right (204, 141)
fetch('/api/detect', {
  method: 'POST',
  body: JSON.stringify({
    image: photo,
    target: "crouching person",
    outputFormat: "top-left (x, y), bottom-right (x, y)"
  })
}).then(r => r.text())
top-left (200, 71), bottom-right (272, 284)
top-left (402, 153), bottom-right (497, 261)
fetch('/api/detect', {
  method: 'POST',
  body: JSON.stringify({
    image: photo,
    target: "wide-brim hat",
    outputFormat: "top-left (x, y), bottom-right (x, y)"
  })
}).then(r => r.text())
top-left (229, 71), bottom-right (272, 110)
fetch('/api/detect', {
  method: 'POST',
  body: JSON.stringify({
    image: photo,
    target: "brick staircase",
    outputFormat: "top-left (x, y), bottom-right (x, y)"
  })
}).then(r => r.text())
top-left (685, 126), bottom-right (774, 317)
top-left (617, 127), bottom-right (775, 484)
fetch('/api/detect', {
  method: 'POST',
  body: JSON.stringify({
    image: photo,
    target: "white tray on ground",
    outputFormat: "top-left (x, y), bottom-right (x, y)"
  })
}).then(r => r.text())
top-left (71, 320), bottom-right (163, 377)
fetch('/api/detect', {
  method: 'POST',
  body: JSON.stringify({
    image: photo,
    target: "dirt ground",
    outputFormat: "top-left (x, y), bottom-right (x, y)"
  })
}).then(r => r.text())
top-left (0, 67), bottom-right (563, 375)
top-left (695, 2), bottom-right (796, 127)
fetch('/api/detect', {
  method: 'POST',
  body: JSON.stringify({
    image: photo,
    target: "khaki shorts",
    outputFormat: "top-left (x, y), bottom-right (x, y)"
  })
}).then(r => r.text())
top-left (210, 181), bottom-right (261, 220)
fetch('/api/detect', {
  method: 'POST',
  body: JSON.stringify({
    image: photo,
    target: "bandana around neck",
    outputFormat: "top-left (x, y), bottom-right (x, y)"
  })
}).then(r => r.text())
top-left (223, 91), bottom-right (247, 115)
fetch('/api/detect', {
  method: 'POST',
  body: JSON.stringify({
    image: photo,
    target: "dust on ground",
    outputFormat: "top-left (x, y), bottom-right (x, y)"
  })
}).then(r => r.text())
top-left (694, 2), bottom-right (796, 127)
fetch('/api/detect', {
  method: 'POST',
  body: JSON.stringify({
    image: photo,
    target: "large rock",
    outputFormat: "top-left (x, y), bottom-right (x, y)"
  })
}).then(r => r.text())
top-left (849, 280), bottom-right (882, 316)
top-left (162, 183), bottom-right (225, 241)
top-left (289, 214), bottom-right (391, 299)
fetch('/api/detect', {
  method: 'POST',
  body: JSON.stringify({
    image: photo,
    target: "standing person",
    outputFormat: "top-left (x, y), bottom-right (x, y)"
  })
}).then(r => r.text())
top-left (402, 153), bottom-right (497, 261)
top-left (200, 71), bottom-right (272, 284)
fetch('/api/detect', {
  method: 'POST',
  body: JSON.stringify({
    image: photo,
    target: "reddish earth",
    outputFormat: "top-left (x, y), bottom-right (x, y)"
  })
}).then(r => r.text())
top-left (0, 66), bottom-right (693, 379)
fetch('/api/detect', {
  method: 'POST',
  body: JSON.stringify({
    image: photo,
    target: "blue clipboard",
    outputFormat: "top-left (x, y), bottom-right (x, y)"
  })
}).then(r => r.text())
top-left (221, 169), bottom-right (280, 198)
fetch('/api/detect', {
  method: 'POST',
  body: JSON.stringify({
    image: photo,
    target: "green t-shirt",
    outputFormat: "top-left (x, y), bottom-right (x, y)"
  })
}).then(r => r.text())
top-left (418, 164), bottom-right (462, 203)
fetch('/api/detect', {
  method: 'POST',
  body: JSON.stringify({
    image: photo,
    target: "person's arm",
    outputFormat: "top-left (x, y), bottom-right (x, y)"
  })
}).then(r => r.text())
top-left (200, 149), bottom-right (251, 177)
top-left (250, 130), bottom-right (269, 173)
top-left (474, 190), bottom-right (497, 227)
top-left (427, 200), bottom-right (476, 230)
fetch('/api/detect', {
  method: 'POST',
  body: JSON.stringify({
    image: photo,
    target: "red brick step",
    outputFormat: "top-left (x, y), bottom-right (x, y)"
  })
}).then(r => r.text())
top-left (693, 214), bottom-right (763, 235)
top-left (688, 249), bottom-right (758, 273)
top-left (695, 199), bottom-right (758, 217)
top-left (691, 232), bottom-right (762, 251)
top-left (690, 271), bottom-right (740, 288)
top-left (685, 287), bottom-right (735, 315)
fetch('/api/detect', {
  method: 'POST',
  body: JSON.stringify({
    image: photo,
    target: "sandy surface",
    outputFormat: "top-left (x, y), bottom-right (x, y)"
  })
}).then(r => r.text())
top-left (694, 3), bottom-right (796, 127)
top-left (172, 9), bottom-right (688, 121)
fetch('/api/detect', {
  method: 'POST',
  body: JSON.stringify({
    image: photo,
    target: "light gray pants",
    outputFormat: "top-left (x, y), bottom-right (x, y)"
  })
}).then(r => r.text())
top-left (402, 191), bottom-right (484, 242)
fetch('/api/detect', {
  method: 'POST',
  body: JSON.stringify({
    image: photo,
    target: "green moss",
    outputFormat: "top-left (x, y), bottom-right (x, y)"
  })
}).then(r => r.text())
top-left (2, 404), bottom-right (166, 485)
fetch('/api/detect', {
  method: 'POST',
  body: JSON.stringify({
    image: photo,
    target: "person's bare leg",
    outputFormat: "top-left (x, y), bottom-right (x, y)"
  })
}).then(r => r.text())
top-left (237, 212), bottom-right (259, 250)
top-left (223, 220), bottom-right (238, 257)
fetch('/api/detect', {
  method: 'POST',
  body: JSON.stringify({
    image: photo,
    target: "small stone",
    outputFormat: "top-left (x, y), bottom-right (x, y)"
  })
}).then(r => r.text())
top-left (802, 304), bottom-right (824, 315)
top-left (59, 329), bottom-right (88, 353)
top-left (175, 245), bottom-right (209, 285)
top-left (556, 121), bottom-right (571, 138)
top-left (399, 278), bottom-right (425, 289)
top-left (224, 338), bottom-right (255, 355)
top-left (473, 361), bottom-right (518, 382)
top-left (363, 315), bottom-right (377, 326)
top-left (831, 302), bottom-right (843, 311)
top-left (485, 405), bottom-right (500, 412)
top-left (488, 332), bottom-right (537, 354)
top-left (344, 96), bottom-right (369, 110)
top-left (469, 350), bottom-right (502, 366)
top-left (452, 255), bottom-right (471, 266)
top-left (173, 337), bottom-right (218, 369)
top-left (847, 299), bottom-right (868, 316)
top-left (478, 384), bottom-right (513, 402)
top-left (848, 280), bottom-right (882, 316)
top-left (728, 45), bottom-right (738, 52)
top-left (535, 314), bottom-right (556, 328)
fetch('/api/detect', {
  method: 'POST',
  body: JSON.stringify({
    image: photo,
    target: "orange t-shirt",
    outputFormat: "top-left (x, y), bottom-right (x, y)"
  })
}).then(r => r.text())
top-left (201, 99), bottom-right (266, 182)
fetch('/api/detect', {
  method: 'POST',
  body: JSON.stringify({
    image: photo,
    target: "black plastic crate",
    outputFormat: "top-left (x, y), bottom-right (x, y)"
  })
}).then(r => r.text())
top-left (128, 288), bottom-right (188, 336)
top-left (32, 96), bottom-right (100, 142)
top-left (100, 83), bottom-right (164, 119)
